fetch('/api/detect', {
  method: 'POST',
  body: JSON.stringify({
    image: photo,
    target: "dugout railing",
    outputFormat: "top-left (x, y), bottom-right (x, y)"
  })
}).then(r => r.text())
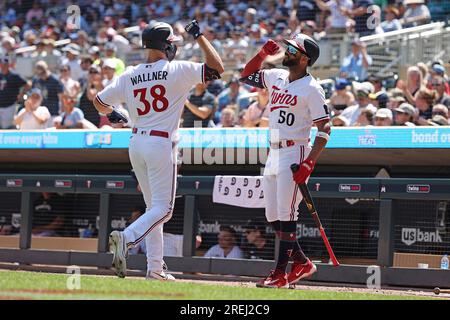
top-left (0, 174), bottom-right (449, 288)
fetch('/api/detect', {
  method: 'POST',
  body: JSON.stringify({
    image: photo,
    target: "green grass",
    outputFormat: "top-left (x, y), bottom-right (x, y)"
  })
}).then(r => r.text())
top-left (0, 270), bottom-right (433, 300)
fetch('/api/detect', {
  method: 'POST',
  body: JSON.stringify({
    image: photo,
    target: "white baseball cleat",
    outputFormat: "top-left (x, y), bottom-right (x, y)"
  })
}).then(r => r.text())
top-left (109, 231), bottom-right (128, 278)
top-left (146, 270), bottom-right (176, 281)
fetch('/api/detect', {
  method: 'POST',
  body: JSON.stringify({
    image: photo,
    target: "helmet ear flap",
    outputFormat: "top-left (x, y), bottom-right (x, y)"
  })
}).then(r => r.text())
top-left (165, 44), bottom-right (177, 61)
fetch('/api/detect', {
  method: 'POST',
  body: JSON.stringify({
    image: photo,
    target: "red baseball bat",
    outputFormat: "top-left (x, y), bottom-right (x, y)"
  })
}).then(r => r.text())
top-left (291, 164), bottom-right (340, 267)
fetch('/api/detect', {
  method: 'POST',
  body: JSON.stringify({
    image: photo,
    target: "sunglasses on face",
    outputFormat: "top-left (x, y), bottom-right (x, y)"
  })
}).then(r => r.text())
top-left (431, 82), bottom-right (443, 87)
top-left (432, 111), bottom-right (446, 116)
top-left (286, 44), bottom-right (299, 55)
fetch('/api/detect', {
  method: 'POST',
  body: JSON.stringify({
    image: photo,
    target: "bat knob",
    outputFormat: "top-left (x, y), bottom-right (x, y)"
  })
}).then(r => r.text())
top-left (290, 163), bottom-right (300, 173)
top-left (434, 287), bottom-right (440, 295)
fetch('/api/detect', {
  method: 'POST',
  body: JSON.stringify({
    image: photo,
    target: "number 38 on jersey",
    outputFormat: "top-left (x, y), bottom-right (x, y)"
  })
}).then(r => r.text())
top-left (134, 85), bottom-right (169, 116)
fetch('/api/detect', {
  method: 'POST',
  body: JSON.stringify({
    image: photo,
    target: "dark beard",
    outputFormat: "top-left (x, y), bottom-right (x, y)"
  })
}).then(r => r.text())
top-left (282, 58), bottom-right (298, 67)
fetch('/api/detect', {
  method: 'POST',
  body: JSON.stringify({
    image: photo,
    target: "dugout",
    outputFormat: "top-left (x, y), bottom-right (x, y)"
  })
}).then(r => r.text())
top-left (0, 127), bottom-right (450, 287)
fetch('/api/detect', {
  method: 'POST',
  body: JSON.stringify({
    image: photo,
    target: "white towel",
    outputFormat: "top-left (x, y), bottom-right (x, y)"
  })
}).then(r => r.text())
top-left (212, 175), bottom-right (265, 208)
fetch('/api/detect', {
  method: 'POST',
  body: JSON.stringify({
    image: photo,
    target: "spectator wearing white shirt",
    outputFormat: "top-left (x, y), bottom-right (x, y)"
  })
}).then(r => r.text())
top-left (341, 82), bottom-right (377, 125)
top-left (401, 0), bottom-right (431, 28)
top-left (315, 0), bottom-right (353, 32)
top-left (14, 88), bottom-right (50, 130)
top-left (204, 226), bottom-right (244, 259)
top-left (61, 44), bottom-right (84, 82)
top-left (59, 65), bottom-right (80, 98)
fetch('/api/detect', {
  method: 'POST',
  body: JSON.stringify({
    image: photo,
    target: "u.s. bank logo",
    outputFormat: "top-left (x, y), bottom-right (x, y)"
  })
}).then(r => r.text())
top-left (401, 227), bottom-right (442, 246)
top-left (402, 228), bottom-right (417, 246)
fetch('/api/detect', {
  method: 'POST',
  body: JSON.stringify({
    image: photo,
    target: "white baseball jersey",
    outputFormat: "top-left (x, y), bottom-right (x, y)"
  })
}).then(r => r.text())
top-left (241, 68), bottom-right (330, 222)
top-left (97, 60), bottom-right (206, 135)
top-left (242, 68), bottom-right (330, 141)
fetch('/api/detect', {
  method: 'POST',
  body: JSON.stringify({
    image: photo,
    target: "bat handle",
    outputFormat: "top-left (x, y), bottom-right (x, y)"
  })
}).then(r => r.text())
top-left (290, 163), bottom-right (300, 173)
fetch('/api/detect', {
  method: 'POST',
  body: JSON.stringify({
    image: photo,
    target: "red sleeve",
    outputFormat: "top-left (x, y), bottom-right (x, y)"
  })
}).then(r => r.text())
top-left (240, 53), bottom-right (265, 78)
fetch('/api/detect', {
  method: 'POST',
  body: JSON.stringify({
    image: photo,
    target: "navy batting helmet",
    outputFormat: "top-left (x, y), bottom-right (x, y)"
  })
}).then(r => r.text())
top-left (283, 33), bottom-right (320, 67)
top-left (141, 21), bottom-right (181, 61)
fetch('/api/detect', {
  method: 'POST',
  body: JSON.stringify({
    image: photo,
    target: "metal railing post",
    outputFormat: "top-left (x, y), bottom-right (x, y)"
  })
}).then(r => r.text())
top-left (97, 193), bottom-right (111, 253)
top-left (19, 192), bottom-right (33, 249)
top-left (377, 199), bottom-right (395, 267)
top-left (182, 195), bottom-right (197, 257)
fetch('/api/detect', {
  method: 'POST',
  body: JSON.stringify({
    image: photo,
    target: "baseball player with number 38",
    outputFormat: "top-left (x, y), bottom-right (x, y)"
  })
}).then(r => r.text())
top-left (93, 20), bottom-right (224, 280)
top-left (240, 34), bottom-right (331, 288)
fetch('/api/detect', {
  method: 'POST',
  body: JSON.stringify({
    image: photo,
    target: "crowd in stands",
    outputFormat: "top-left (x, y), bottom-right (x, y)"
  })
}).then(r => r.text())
top-left (0, 0), bottom-right (449, 130)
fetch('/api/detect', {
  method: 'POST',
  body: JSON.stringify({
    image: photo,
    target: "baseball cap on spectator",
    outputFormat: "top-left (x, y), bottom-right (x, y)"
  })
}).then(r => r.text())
top-left (89, 64), bottom-right (101, 74)
top-left (219, 10), bottom-right (229, 18)
top-left (246, 8), bottom-right (257, 15)
top-left (368, 74), bottom-right (382, 84)
top-left (428, 115), bottom-right (448, 126)
top-left (375, 108), bottom-right (393, 121)
top-left (88, 46), bottom-right (100, 55)
top-left (432, 64), bottom-right (446, 76)
top-left (404, 0), bottom-right (425, 5)
top-left (28, 88), bottom-right (43, 98)
top-left (11, 26), bottom-right (20, 34)
top-left (331, 115), bottom-right (350, 126)
top-left (35, 60), bottom-right (49, 71)
top-left (384, 5), bottom-right (399, 17)
top-left (369, 91), bottom-right (389, 105)
top-left (432, 104), bottom-right (449, 118)
top-left (103, 59), bottom-right (117, 70)
top-left (395, 103), bottom-right (415, 116)
top-left (105, 42), bottom-right (117, 52)
top-left (63, 43), bottom-right (81, 55)
top-left (275, 22), bottom-right (287, 31)
top-left (431, 59), bottom-right (444, 68)
top-left (335, 79), bottom-right (348, 90)
top-left (353, 81), bottom-right (374, 96)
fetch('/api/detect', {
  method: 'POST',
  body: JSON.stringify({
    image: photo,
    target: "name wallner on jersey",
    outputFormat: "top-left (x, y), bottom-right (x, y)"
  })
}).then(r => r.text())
top-left (130, 70), bottom-right (168, 85)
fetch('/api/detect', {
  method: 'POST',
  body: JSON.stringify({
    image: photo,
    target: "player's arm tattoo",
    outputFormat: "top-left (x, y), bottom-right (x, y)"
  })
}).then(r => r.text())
top-left (239, 71), bottom-right (265, 89)
top-left (203, 64), bottom-right (221, 82)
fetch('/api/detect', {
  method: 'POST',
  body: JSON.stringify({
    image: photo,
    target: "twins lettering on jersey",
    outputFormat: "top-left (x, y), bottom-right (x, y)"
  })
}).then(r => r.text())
top-left (270, 85), bottom-right (298, 111)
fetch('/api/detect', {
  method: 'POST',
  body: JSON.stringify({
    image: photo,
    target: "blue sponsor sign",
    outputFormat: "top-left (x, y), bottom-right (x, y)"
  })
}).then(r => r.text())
top-left (0, 127), bottom-right (449, 149)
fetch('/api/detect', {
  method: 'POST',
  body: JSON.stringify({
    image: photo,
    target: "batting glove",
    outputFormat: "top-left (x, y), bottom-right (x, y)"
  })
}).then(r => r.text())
top-left (185, 20), bottom-right (203, 39)
top-left (107, 109), bottom-right (128, 124)
top-left (259, 39), bottom-right (280, 58)
top-left (292, 158), bottom-right (315, 184)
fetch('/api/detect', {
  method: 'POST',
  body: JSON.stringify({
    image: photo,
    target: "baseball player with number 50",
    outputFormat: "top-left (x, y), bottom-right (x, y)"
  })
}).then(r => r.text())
top-left (93, 20), bottom-right (224, 280)
top-left (240, 34), bottom-right (331, 288)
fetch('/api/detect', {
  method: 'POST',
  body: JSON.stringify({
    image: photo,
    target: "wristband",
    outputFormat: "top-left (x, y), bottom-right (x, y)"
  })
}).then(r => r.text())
top-left (316, 131), bottom-right (330, 141)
